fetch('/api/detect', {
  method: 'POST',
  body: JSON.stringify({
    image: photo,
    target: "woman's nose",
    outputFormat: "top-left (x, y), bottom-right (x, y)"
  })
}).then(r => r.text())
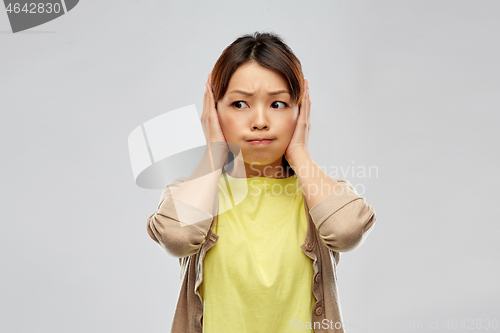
top-left (251, 107), bottom-right (269, 129)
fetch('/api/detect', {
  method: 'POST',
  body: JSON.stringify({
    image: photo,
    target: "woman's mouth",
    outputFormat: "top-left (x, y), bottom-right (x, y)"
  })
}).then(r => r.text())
top-left (246, 139), bottom-right (274, 145)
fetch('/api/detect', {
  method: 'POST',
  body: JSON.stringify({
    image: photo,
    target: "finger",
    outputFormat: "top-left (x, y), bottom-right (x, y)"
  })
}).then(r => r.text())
top-left (306, 85), bottom-right (311, 123)
top-left (203, 83), bottom-right (209, 120)
top-left (303, 79), bottom-right (309, 122)
top-left (296, 92), bottom-right (306, 139)
top-left (203, 83), bottom-right (207, 112)
top-left (207, 80), bottom-right (217, 112)
top-left (300, 80), bottom-right (307, 119)
top-left (307, 79), bottom-right (311, 104)
top-left (305, 90), bottom-right (309, 124)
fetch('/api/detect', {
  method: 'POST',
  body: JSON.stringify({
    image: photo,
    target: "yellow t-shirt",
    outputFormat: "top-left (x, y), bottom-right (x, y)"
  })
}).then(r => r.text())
top-left (199, 172), bottom-right (316, 332)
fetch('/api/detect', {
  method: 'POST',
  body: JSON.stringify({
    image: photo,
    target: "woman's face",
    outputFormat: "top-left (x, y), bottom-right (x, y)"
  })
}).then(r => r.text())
top-left (216, 61), bottom-right (299, 167)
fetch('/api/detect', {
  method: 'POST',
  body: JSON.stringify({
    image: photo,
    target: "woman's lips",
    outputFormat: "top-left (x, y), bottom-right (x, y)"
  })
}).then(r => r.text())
top-left (247, 139), bottom-right (274, 145)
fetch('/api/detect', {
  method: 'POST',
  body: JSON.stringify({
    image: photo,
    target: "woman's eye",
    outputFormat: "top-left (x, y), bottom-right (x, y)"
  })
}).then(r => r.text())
top-left (272, 101), bottom-right (288, 109)
top-left (231, 101), bottom-right (288, 109)
top-left (232, 101), bottom-right (248, 109)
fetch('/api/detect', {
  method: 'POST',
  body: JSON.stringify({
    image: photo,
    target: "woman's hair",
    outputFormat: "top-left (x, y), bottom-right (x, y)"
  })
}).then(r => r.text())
top-left (211, 31), bottom-right (305, 177)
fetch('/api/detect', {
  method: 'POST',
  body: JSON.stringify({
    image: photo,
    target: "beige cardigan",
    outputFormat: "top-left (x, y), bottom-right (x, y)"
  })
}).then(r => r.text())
top-left (147, 174), bottom-right (377, 333)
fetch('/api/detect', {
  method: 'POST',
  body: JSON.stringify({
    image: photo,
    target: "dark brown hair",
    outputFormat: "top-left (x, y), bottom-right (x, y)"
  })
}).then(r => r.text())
top-left (211, 31), bottom-right (304, 176)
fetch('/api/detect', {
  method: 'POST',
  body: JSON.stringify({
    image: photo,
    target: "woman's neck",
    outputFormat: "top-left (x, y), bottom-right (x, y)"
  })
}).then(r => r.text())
top-left (225, 156), bottom-right (291, 179)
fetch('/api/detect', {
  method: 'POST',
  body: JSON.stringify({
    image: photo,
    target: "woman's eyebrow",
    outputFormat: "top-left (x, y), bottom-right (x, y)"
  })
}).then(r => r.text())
top-left (227, 89), bottom-right (290, 96)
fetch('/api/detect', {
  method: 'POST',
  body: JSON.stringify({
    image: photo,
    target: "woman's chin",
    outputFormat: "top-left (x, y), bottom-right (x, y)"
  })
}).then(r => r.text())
top-left (242, 155), bottom-right (283, 167)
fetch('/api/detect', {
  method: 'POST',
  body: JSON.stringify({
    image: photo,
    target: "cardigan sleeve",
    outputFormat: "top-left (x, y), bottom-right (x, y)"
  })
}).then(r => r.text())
top-left (308, 178), bottom-right (377, 252)
top-left (146, 177), bottom-right (215, 258)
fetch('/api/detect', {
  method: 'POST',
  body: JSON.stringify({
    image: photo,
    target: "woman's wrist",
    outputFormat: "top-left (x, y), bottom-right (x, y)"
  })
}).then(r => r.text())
top-left (287, 148), bottom-right (310, 172)
top-left (206, 142), bottom-right (229, 172)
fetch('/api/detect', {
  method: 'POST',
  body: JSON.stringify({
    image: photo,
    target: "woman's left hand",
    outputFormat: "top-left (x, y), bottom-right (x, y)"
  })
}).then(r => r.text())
top-left (285, 79), bottom-right (311, 164)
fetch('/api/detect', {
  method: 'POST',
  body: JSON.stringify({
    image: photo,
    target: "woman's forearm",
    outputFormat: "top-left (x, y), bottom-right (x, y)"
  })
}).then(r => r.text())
top-left (146, 143), bottom-right (232, 257)
top-left (289, 148), bottom-right (377, 252)
top-left (170, 142), bottom-right (229, 217)
top-left (289, 148), bottom-right (342, 209)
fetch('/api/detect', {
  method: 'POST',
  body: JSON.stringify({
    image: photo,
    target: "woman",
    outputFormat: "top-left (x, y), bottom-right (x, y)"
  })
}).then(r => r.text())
top-left (147, 31), bottom-right (377, 333)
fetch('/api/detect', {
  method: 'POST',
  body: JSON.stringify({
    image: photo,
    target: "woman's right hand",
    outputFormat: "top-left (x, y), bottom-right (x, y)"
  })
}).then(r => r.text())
top-left (202, 73), bottom-right (227, 146)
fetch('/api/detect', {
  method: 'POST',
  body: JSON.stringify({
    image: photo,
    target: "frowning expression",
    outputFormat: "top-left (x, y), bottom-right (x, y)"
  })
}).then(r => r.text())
top-left (216, 61), bottom-right (299, 165)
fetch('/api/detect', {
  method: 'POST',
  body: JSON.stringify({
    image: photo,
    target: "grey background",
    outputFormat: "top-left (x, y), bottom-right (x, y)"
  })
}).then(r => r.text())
top-left (1, 1), bottom-right (499, 332)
